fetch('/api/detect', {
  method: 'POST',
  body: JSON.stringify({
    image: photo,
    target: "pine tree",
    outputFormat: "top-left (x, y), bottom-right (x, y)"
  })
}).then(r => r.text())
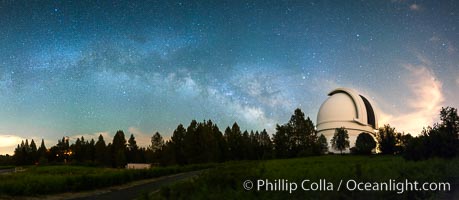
top-left (13, 144), bottom-right (24, 165)
top-left (112, 130), bottom-right (127, 168)
top-left (171, 124), bottom-right (187, 165)
top-left (128, 134), bottom-right (138, 151)
top-left (88, 138), bottom-right (95, 162)
top-left (29, 139), bottom-right (38, 164)
top-left (37, 139), bottom-right (47, 164)
top-left (225, 123), bottom-right (243, 160)
top-left (127, 134), bottom-right (139, 162)
top-left (259, 129), bottom-right (273, 159)
top-left (273, 124), bottom-right (289, 158)
top-left (286, 108), bottom-right (317, 156)
top-left (151, 132), bottom-right (164, 164)
top-left (95, 134), bottom-right (107, 165)
top-left (151, 132), bottom-right (164, 153)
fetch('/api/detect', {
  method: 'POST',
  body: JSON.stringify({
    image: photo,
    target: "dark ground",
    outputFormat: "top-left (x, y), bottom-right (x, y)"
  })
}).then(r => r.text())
top-left (67, 170), bottom-right (203, 200)
top-left (0, 168), bottom-right (14, 174)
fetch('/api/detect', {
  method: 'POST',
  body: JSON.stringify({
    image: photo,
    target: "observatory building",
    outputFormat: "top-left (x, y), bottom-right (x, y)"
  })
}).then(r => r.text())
top-left (316, 88), bottom-right (378, 152)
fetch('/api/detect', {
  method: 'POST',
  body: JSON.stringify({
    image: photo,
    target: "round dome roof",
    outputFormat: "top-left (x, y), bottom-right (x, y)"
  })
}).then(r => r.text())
top-left (317, 92), bottom-right (357, 124)
top-left (316, 88), bottom-right (377, 129)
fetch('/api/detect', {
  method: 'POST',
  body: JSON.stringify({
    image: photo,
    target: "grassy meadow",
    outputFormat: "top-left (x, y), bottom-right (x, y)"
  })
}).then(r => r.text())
top-left (0, 163), bottom-right (214, 197)
top-left (151, 155), bottom-right (459, 199)
top-left (1, 156), bottom-right (458, 199)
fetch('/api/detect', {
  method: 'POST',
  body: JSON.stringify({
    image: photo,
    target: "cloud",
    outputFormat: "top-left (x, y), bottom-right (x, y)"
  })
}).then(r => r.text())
top-left (0, 135), bottom-right (25, 154)
top-left (0, 135), bottom-right (55, 155)
top-left (456, 76), bottom-right (459, 86)
top-left (378, 63), bottom-right (444, 135)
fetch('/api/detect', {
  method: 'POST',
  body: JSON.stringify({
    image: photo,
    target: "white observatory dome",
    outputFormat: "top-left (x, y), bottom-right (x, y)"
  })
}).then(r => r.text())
top-left (316, 88), bottom-right (378, 152)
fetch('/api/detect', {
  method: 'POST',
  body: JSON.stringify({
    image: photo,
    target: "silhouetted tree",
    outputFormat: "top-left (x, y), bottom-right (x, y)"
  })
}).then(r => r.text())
top-left (183, 120), bottom-right (199, 163)
top-left (242, 130), bottom-right (252, 159)
top-left (13, 144), bottom-right (24, 165)
top-left (273, 124), bottom-right (289, 158)
top-left (205, 120), bottom-right (226, 162)
top-left (331, 127), bottom-right (349, 154)
top-left (212, 122), bottom-right (228, 162)
top-left (171, 124), bottom-right (187, 165)
top-left (128, 134), bottom-right (138, 151)
top-left (0, 155), bottom-right (13, 165)
top-left (377, 124), bottom-right (397, 155)
top-left (151, 132), bottom-right (164, 153)
top-left (354, 132), bottom-right (376, 155)
top-left (55, 137), bottom-right (70, 163)
top-left (435, 107), bottom-right (459, 157)
top-left (127, 134), bottom-right (139, 162)
top-left (286, 108), bottom-right (318, 156)
top-left (149, 132), bottom-right (164, 164)
top-left (29, 139), bottom-right (38, 164)
top-left (71, 137), bottom-right (83, 162)
top-left (159, 141), bottom-right (175, 165)
top-left (406, 107), bottom-right (459, 159)
top-left (88, 139), bottom-right (95, 162)
top-left (259, 129), bottom-right (273, 159)
top-left (112, 130), bottom-right (127, 168)
top-left (178, 120), bottom-right (226, 164)
top-left (95, 134), bottom-right (107, 165)
top-left (318, 134), bottom-right (328, 154)
top-left (403, 136), bottom-right (429, 160)
top-left (225, 123), bottom-right (243, 160)
top-left (37, 139), bottom-right (47, 165)
top-left (395, 133), bottom-right (412, 154)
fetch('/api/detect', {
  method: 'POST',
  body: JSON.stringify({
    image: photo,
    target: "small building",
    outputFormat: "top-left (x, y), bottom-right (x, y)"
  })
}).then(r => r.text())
top-left (126, 163), bottom-right (152, 170)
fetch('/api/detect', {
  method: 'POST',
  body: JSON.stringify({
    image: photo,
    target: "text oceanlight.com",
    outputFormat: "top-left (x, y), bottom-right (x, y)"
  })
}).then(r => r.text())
top-left (242, 179), bottom-right (451, 194)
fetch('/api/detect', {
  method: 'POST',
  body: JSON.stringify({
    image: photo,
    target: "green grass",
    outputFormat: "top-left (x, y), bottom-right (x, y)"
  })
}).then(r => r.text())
top-left (151, 156), bottom-right (459, 200)
top-left (0, 163), bottom-right (215, 196)
top-left (0, 166), bottom-right (14, 170)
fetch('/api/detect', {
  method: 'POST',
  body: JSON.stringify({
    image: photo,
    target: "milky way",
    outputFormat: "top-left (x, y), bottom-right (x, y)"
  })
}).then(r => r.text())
top-left (1, 0), bottom-right (458, 154)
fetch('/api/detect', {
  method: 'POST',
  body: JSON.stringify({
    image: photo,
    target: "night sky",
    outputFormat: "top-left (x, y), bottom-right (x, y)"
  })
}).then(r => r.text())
top-left (1, 0), bottom-right (458, 154)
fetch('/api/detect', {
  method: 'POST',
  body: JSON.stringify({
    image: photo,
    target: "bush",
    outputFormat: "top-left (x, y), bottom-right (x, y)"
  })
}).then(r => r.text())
top-left (354, 132), bottom-right (376, 155)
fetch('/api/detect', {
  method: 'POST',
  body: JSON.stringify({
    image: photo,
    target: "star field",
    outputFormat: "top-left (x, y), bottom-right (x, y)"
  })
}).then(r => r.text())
top-left (0, 0), bottom-right (458, 154)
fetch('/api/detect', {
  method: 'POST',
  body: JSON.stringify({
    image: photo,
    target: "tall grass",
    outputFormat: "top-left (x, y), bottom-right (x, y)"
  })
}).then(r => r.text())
top-left (153, 156), bottom-right (459, 199)
top-left (0, 166), bottom-right (14, 170)
top-left (0, 163), bottom-right (214, 196)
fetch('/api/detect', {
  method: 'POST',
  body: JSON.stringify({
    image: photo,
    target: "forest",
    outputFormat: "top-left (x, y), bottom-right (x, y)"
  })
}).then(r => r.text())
top-left (7, 107), bottom-right (459, 167)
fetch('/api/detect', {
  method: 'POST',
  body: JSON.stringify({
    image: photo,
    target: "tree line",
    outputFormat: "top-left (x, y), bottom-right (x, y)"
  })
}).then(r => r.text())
top-left (11, 107), bottom-right (459, 167)
top-left (330, 106), bottom-right (459, 160)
